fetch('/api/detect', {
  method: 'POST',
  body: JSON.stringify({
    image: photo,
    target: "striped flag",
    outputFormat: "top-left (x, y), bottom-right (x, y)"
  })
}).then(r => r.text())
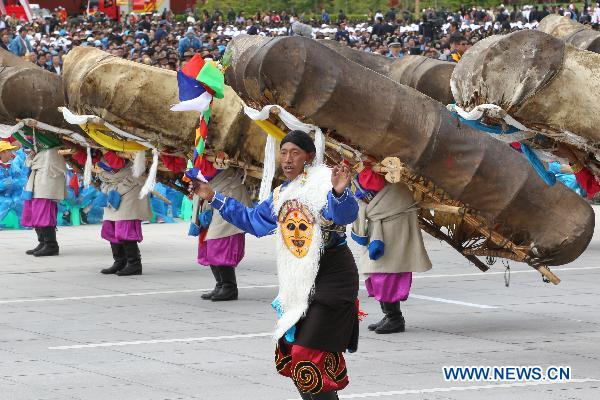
top-left (0, 1), bottom-right (7, 16)
top-left (18, 0), bottom-right (33, 22)
top-left (144, 0), bottom-right (156, 13)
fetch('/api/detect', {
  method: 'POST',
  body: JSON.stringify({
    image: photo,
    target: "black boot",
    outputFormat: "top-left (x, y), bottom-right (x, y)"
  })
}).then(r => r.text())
top-left (26, 228), bottom-right (44, 255)
top-left (80, 209), bottom-right (88, 225)
top-left (368, 301), bottom-right (387, 331)
top-left (312, 391), bottom-right (339, 399)
top-left (101, 243), bottom-right (127, 274)
top-left (33, 227), bottom-right (59, 257)
top-left (211, 266), bottom-right (238, 301)
top-left (374, 302), bottom-right (405, 334)
top-left (201, 266), bottom-right (223, 300)
top-left (117, 241), bottom-right (142, 276)
top-left (297, 388), bottom-right (313, 400)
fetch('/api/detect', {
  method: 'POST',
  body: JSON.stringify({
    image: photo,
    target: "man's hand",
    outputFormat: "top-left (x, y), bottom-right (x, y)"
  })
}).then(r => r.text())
top-left (189, 180), bottom-right (215, 201)
top-left (331, 164), bottom-right (352, 196)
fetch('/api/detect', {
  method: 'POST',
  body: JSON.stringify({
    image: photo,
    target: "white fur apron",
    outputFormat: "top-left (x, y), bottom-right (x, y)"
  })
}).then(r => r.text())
top-left (272, 165), bottom-right (332, 340)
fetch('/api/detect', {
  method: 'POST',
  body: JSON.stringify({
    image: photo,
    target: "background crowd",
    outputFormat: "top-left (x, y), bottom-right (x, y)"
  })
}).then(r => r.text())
top-left (2, 2), bottom-right (600, 72)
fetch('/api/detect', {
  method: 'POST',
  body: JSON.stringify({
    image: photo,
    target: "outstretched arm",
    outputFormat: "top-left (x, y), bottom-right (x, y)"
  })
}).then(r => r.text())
top-left (192, 181), bottom-right (277, 237)
top-left (210, 193), bottom-right (277, 237)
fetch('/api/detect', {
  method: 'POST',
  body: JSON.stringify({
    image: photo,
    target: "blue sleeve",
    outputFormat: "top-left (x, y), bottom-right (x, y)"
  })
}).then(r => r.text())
top-left (178, 40), bottom-right (186, 57)
top-left (548, 161), bottom-right (562, 175)
top-left (210, 192), bottom-right (277, 238)
top-left (322, 187), bottom-right (358, 225)
top-left (8, 38), bottom-right (18, 54)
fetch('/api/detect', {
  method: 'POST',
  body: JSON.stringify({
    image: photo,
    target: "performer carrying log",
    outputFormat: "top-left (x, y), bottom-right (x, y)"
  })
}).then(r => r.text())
top-left (21, 138), bottom-right (67, 257)
top-left (0, 140), bottom-right (26, 229)
top-left (97, 151), bottom-right (152, 276)
top-left (191, 131), bottom-right (359, 399)
top-left (352, 167), bottom-right (432, 334)
top-left (192, 163), bottom-right (251, 301)
top-left (71, 149), bottom-right (152, 276)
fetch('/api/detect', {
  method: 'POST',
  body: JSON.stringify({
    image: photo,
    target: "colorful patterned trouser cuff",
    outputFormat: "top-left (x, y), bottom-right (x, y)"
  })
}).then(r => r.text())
top-left (275, 341), bottom-right (348, 394)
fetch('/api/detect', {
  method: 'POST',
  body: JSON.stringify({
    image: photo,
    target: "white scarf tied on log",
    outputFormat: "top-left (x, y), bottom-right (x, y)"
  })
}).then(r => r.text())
top-left (132, 150), bottom-right (146, 178)
top-left (243, 105), bottom-right (325, 201)
top-left (83, 146), bottom-right (92, 188)
top-left (59, 108), bottom-right (156, 199)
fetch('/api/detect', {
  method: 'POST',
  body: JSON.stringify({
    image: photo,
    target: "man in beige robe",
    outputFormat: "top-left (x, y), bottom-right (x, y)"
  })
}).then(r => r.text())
top-left (352, 172), bottom-right (431, 334)
top-left (96, 151), bottom-right (152, 276)
top-left (21, 147), bottom-right (67, 257)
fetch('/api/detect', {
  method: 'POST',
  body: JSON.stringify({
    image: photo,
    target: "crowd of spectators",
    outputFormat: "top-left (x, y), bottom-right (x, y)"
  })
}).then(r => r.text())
top-left (1, 2), bottom-right (600, 74)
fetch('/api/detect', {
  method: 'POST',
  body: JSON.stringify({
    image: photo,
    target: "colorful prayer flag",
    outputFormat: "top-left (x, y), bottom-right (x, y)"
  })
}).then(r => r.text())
top-left (172, 54), bottom-right (224, 180)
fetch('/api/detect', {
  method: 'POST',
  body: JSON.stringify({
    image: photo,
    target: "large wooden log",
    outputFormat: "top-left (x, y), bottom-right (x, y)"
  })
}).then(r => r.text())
top-left (62, 46), bottom-right (199, 150)
top-left (538, 14), bottom-right (600, 53)
top-left (318, 40), bottom-right (455, 104)
top-left (451, 30), bottom-right (600, 144)
top-left (0, 48), bottom-right (65, 126)
top-left (62, 46), bottom-right (266, 163)
top-left (224, 34), bottom-right (594, 266)
top-left (209, 86), bottom-right (267, 166)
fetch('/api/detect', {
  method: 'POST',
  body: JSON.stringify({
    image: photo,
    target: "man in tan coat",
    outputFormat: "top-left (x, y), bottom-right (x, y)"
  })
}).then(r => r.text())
top-left (352, 168), bottom-right (431, 334)
top-left (22, 146), bottom-right (67, 257)
top-left (194, 167), bottom-right (251, 301)
top-left (96, 151), bottom-right (152, 276)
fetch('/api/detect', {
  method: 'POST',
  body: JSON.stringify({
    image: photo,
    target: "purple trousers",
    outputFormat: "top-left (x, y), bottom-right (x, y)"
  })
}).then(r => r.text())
top-left (197, 233), bottom-right (245, 267)
top-left (365, 272), bottom-right (413, 302)
top-left (21, 199), bottom-right (57, 228)
top-left (101, 220), bottom-right (143, 243)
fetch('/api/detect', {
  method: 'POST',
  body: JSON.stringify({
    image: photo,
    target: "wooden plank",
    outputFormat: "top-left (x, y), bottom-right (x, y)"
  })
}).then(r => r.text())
top-left (419, 202), bottom-right (464, 215)
top-left (419, 217), bottom-right (490, 272)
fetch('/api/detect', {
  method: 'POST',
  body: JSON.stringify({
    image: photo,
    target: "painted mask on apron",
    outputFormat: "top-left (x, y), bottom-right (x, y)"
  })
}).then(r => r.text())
top-left (278, 200), bottom-right (315, 258)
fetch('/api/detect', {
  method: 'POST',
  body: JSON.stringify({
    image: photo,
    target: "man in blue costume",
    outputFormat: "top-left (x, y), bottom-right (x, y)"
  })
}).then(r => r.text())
top-left (0, 141), bottom-right (26, 228)
top-left (191, 130), bottom-right (359, 399)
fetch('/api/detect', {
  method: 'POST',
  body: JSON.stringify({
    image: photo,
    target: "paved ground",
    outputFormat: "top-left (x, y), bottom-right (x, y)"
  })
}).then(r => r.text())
top-left (1, 207), bottom-right (600, 400)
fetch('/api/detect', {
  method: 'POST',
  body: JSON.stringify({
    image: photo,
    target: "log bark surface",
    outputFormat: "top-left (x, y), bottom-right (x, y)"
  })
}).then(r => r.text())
top-left (451, 30), bottom-right (600, 144)
top-left (318, 40), bottom-right (455, 104)
top-left (209, 85), bottom-right (266, 165)
top-left (225, 35), bottom-right (594, 266)
top-left (62, 46), bottom-right (265, 161)
top-left (538, 14), bottom-right (600, 53)
top-left (62, 47), bottom-right (199, 150)
top-left (0, 48), bottom-right (65, 126)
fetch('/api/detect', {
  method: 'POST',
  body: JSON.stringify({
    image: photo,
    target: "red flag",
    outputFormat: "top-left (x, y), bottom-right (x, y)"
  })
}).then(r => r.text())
top-left (182, 54), bottom-right (205, 79)
top-left (132, 0), bottom-right (145, 12)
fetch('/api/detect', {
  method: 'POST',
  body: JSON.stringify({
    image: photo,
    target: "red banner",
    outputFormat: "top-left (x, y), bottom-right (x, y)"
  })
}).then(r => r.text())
top-left (132, 0), bottom-right (145, 11)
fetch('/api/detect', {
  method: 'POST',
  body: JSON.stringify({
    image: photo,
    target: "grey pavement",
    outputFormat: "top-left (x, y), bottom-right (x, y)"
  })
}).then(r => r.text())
top-left (1, 207), bottom-right (600, 400)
